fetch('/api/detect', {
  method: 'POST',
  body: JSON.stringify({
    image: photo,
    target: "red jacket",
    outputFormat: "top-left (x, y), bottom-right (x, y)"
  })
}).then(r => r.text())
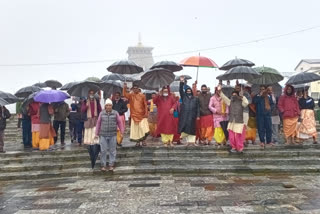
top-left (278, 94), bottom-right (300, 119)
top-left (28, 102), bottom-right (40, 124)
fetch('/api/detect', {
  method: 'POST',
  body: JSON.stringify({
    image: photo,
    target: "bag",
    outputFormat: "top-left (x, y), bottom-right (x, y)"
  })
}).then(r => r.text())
top-left (173, 110), bottom-right (179, 118)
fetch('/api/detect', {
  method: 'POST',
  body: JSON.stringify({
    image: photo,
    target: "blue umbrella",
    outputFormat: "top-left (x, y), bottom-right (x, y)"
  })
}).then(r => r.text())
top-left (34, 90), bottom-right (70, 103)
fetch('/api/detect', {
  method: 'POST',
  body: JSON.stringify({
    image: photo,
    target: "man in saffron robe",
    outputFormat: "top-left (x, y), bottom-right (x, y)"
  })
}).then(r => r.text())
top-left (153, 86), bottom-right (177, 147)
top-left (123, 83), bottom-right (149, 147)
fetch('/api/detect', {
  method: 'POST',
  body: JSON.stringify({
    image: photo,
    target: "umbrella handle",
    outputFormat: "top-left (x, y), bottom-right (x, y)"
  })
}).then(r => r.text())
top-left (196, 66), bottom-right (199, 81)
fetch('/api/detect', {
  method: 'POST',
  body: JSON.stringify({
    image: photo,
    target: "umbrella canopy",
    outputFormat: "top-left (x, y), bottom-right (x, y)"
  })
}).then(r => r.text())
top-left (85, 77), bottom-right (103, 83)
top-left (100, 81), bottom-right (123, 99)
top-left (293, 84), bottom-right (310, 91)
top-left (101, 73), bottom-right (126, 82)
top-left (286, 72), bottom-right (320, 85)
top-left (216, 66), bottom-right (261, 81)
top-left (0, 91), bottom-right (19, 104)
top-left (180, 56), bottom-right (218, 68)
top-left (141, 68), bottom-right (175, 89)
top-left (170, 81), bottom-right (180, 92)
top-left (250, 67), bottom-right (283, 85)
top-left (107, 60), bottom-right (143, 74)
top-left (251, 83), bottom-right (282, 97)
top-left (133, 80), bottom-right (159, 90)
top-left (15, 86), bottom-right (42, 98)
top-left (151, 61), bottom-right (183, 72)
top-left (33, 82), bottom-right (47, 88)
top-left (44, 80), bottom-right (62, 89)
top-left (67, 81), bottom-right (101, 97)
top-left (219, 58), bottom-right (255, 71)
top-left (0, 97), bottom-right (9, 106)
top-left (60, 81), bottom-right (79, 91)
top-left (34, 90), bottom-right (70, 103)
top-left (88, 144), bottom-right (100, 169)
top-left (174, 75), bottom-right (192, 81)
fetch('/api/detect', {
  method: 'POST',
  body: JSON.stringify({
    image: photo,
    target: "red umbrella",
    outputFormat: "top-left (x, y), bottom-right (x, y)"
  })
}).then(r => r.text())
top-left (180, 55), bottom-right (218, 80)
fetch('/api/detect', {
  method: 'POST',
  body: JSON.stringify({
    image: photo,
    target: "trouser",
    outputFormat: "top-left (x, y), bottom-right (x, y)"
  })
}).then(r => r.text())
top-left (77, 121), bottom-right (84, 143)
top-left (17, 118), bottom-right (22, 128)
top-left (22, 119), bottom-right (32, 146)
top-left (229, 127), bottom-right (245, 151)
top-left (272, 124), bottom-right (279, 143)
top-left (69, 121), bottom-right (77, 141)
top-left (257, 115), bottom-right (272, 143)
top-left (0, 130), bottom-right (4, 151)
top-left (53, 120), bottom-right (66, 143)
top-left (99, 135), bottom-right (117, 167)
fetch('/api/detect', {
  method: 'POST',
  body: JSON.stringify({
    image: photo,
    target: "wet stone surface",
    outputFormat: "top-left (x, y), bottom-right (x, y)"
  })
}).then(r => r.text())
top-left (0, 174), bottom-right (320, 213)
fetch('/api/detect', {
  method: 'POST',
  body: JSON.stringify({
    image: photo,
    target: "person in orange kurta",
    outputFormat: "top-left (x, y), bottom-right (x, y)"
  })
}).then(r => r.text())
top-left (123, 83), bottom-right (149, 147)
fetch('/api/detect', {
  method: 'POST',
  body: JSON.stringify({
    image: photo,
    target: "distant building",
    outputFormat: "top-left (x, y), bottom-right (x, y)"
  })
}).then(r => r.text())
top-left (295, 59), bottom-right (320, 99)
top-left (127, 34), bottom-right (154, 71)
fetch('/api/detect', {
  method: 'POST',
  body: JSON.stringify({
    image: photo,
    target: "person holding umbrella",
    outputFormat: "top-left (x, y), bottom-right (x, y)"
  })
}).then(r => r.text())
top-left (278, 85), bottom-right (300, 145)
top-left (38, 103), bottom-right (56, 150)
top-left (178, 76), bottom-right (200, 146)
top-left (253, 86), bottom-right (274, 148)
top-left (267, 86), bottom-right (281, 145)
top-left (28, 101), bottom-right (41, 149)
top-left (53, 101), bottom-right (70, 145)
top-left (123, 83), bottom-right (149, 147)
top-left (81, 90), bottom-right (102, 145)
top-left (95, 99), bottom-right (124, 171)
top-left (0, 104), bottom-right (11, 153)
top-left (217, 85), bottom-right (249, 153)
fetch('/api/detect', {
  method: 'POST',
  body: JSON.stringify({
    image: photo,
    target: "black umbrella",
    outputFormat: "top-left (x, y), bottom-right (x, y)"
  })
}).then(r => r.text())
top-left (219, 58), bottom-right (255, 71)
top-left (0, 91), bottom-right (19, 104)
top-left (141, 68), bottom-right (175, 89)
top-left (219, 121), bottom-right (229, 141)
top-left (67, 81), bottom-right (101, 97)
top-left (0, 98), bottom-right (9, 106)
top-left (101, 73), bottom-right (126, 82)
top-left (286, 72), bottom-right (320, 85)
top-left (216, 66), bottom-right (261, 81)
top-left (88, 144), bottom-right (101, 169)
top-left (100, 81), bottom-right (123, 99)
top-left (174, 75), bottom-right (192, 81)
top-left (60, 81), bottom-right (79, 91)
top-left (45, 80), bottom-right (62, 89)
top-left (15, 86), bottom-right (42, 98)
top-left (107, 60), bottom-right (143, 75)
top-left (133, 80), bottom-right (159, 90)
top-left (151, 61), bottom-right (183, 72)
top-left (33, 82), bottom-right (47, 88)
top-left (170, 81), bottom-right (180, 92)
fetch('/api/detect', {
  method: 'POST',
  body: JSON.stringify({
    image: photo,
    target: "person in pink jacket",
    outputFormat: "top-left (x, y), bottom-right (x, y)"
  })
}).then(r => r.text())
top-left (278, 85), bottom-right (300, 145)
top-left (209, 87), bottom-right (229, 145)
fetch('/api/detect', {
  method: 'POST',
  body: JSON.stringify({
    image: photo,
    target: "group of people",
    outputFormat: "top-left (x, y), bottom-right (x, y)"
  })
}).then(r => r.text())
top-left (0, 77), bottom-right (318, 171)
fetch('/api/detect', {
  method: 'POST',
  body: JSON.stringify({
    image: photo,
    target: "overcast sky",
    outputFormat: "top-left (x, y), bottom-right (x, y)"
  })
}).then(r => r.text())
top-left (1, 0), bottom-right (320, 95)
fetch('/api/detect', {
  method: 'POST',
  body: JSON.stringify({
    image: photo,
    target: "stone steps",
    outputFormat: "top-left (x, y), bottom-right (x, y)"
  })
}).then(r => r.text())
top-left (0, 164), bottom-right (319, 181)
top-left (0, 146), bottom-right (320, 181)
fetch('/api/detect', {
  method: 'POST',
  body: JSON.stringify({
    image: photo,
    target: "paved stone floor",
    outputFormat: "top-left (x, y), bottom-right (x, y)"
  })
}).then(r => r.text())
top-left (1, 173), bottom-right (320, 214)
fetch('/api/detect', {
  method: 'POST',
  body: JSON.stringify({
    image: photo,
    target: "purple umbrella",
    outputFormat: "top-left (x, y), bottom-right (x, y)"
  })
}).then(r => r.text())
top-left (34, 90), bottom-right (70, 103)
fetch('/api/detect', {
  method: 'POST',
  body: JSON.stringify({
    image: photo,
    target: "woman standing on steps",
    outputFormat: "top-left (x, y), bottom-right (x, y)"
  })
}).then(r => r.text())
top-left (278, 85), bottom-right (300, 145)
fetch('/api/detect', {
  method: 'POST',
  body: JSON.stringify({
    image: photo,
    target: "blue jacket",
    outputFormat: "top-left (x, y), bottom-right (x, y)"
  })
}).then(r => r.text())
top-left (253, 94), bottom-right (274, 117)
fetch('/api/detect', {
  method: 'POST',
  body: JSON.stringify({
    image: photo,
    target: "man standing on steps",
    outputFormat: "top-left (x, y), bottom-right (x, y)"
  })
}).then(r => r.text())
top-left (112, 92), bottom-right (128, 147)
top-left (0, 105), bottom-right (11, 153)
top-left (123, 83), bottom-right (149, 147)
top-left (197, 84), bottom-right (214, 145)
top-left (95, 99), bottom-right (124, 172)
top-left (178, 76), bottom-right (200, 146)
top-left (53, 101), bottom-right (70, 145)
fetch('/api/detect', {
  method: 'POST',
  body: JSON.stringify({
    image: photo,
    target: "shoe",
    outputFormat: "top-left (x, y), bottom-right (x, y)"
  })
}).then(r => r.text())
top-left (61, 142), bottom-right (65, 145)
top-left (313, 141), bottom-right (318, 144)
top-left (109, 165), bottom-right (114, 171)
top-left (101, 167), bottom-right (107, 172)
top-left (230, 149), bottom-right (237, 153)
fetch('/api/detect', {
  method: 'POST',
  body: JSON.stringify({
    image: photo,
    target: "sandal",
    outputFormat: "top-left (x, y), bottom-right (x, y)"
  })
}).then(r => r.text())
top-left (101, 167), bottom-right (107, 172)
top-left (142, 141), bottom-right (147, 147)
top-left (135, 142), bottom-right (141, 147)
top-left (260, 143), bottom-right (265, 148)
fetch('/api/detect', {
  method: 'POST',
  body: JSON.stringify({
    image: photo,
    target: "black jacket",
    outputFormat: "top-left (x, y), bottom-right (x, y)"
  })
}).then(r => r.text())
top-left (178, 82), bottom-right (200, 135)
top-left (112, 99), bottom-right (128, 116)
top-left (0, 107), bottom-right (11, 131)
